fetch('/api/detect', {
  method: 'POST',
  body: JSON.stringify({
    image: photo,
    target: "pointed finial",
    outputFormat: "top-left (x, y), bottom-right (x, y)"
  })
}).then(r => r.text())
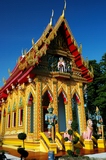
top-left (8, 68), bottom-right (12, 76)
top-left (32, 38), bottom-right (34, 46)
top-left (24, 49), bottom-right (27, 55)
top-left (21, 49), bottom-right (26, 58)
top-left (85, 57), bottom-right (89, 68)
top-left (50, 9), bottom-right (54, 26)
top-left (62, 0), bottom-right (66, 17)
top-left (79, 43), bottom-right (82, 53)
top-left (21, 49), bottom-right (24, 58)
top-left (2, 77), bottom-right (6, 85)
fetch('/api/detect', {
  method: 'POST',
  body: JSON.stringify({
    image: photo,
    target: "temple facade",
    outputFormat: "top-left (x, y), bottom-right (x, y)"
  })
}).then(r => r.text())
top-left (0, 9), bottom-right (93, 150)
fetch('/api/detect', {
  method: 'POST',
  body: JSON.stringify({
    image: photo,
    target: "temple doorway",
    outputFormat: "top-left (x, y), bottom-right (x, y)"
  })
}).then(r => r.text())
top-left (58, 93), bottom-right (66, 132)
top-left (42, 91), bottom-right (50, 132)
top-left (71, 93), bottom-right (80, 133)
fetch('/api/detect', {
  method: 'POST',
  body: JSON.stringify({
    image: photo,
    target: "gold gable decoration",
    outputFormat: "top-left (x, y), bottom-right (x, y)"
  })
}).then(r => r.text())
top-left (49, 30), bottom-right (68, 51)
top-left (18, 49), bottom-right (38, 70)
top-left (78, 43), bottom-right (82, 54)
top-left (82, 57), bottom-right (94, 78)
top-left (26, 50), bottom-right (38, 66)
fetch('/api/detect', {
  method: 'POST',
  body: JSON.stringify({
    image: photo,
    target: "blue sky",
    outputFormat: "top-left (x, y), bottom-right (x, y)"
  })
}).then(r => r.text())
top-left (0, 0), bottom-right (106, 86)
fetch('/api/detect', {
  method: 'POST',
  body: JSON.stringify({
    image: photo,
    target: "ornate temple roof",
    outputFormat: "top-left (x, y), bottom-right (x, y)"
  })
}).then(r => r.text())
top-left (0, 3), bottom-right (93, 101)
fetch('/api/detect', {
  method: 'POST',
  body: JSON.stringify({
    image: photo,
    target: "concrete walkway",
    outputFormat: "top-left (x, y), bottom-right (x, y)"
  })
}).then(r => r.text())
top-left (5, 153), bottom-right (20, 160)
top-left (85, 152), bottom-right (106, 159)
top-left (5, 152), bottom-right (106, 160)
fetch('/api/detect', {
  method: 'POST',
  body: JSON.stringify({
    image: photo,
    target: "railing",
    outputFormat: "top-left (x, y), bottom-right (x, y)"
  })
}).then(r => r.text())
top-left (40, 132), bottom-right (50, 151)
top-left (55, 132), bottom-right (65, 150)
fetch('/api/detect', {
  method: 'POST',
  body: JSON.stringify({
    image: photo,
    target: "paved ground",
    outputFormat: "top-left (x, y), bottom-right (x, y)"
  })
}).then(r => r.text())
top-left (85, 152), bottom-right (106, 159)
top-left (5, 153), bottom-right (20, 160)
top-left (4, 152), bottom-right (106, 160)
top-left (1, 146), bottom-right (106, 159)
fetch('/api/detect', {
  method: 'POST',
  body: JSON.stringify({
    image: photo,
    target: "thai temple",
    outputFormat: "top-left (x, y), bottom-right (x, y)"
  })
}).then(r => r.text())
top-left (0, 2), bottom-right (94, 152)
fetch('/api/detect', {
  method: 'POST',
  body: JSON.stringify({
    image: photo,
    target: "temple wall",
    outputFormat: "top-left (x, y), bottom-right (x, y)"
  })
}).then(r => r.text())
top-left (0, 75), bottom-right (86, 142)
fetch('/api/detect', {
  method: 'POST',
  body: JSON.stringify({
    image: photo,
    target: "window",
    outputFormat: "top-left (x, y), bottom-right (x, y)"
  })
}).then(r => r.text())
top-left (7, 113), bottom-right (10, 128)
top-left (19, 108), bottom-right (23, 126)
top-left (12, 112), bottom-right (16, 127)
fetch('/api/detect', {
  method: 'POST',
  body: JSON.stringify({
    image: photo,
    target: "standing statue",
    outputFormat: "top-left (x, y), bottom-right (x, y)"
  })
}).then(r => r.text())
top-left (95, 106), bottom-right (103, 135)
top-left (82, 119), bottom-right (93, 140)
top-left (66, 60), bottom-right (72, 73)
top-left (57, 57), bottom-right (66, 72)
top-left (45, 103), bottom-right (58, 142)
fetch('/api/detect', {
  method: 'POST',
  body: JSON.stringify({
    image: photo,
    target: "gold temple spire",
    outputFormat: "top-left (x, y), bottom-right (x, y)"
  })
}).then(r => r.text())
top-left (50, 9), bottom-right (54, 26)
top-left (61, 0), bottom-right (66, 18)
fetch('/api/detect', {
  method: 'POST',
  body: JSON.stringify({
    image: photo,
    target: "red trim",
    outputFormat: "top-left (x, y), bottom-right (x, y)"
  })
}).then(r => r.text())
top-left (47, 90), bottom-right (53, 102)
top-left (11, 64), bottom-right (19, 75)
top-left (63, 23), bottom-right (93, 82)
top-left (2, 71), bottom-right (23, 92)
top-left (18, 66), bottom-right (34, 83)
top-left (0, 92), bottom-right (7, 99)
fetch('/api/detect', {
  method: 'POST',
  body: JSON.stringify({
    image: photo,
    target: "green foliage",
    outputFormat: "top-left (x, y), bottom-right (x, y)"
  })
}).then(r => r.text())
top-left (18, 132), bottom-right (27, 140)
top-left (68, 129), bottom-right (73, 135)
top-left (64, 137), bottom-right (68, 141)
top-left (75, 148), bottom-right (80, 155)
top-left (87, 54), bottom-right (106, 126)
top-left (17, 133), bottom-right (28, 159)
top-left (71, 121), bottom-right (78, 131)
top-left (67, 150), bottom-right (74, 157)
top-left (87, 60), bottom-right (101, 114)
top-left (17, 147), bottom-right (28, 158)
top-left (72, 136), bottom-right (79, 144)
top-left (64, 120), bottom-right (80, 158)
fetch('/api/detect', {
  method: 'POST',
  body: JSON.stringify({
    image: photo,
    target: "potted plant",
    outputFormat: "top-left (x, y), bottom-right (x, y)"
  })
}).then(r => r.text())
top-left (17, 132), bottom-right (28, 160)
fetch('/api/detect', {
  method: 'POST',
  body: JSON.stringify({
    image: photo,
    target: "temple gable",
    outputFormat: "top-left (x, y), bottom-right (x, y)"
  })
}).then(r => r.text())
top-left (48, 28), bottom-right (68, 51)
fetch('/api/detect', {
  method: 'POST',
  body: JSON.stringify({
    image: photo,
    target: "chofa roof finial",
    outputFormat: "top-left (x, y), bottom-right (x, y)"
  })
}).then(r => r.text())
top-left (62, 0), bottom-right (66, 17)
top-left (50, 9), bottom-right (54, 26)
top-left (79, 43), bottom-right (82, 53)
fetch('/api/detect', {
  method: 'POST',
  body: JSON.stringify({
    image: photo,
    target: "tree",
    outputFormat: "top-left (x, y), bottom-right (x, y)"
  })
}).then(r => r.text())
top-left (87, 53), bottom-right (106, 127)
top-left (95, 53), bottom-right (106, 125)
top-left (87, 60), bottom-right (101, 114)
top-left (18, 132), bottom-right (27, 148)
top-left (17, 132), bottom-right (28, 160)
top-left (64, 121), bottom-right (80, 157)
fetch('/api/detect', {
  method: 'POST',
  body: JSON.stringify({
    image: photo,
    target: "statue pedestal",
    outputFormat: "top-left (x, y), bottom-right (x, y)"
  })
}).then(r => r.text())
top-left (84, 139), bottom-right (93, 150)
top-left (97, 139), bottom-right (105, 149)
top-left (64, 141), bottom-right (73, 151)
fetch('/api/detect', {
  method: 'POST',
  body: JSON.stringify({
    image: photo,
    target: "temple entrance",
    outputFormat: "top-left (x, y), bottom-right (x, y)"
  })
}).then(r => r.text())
top-left (42, 91), bottom-right (50, 132)
top-left (71, 93), bottom-right (80, 133)
top-left (58, 93), bottom-right (66, 132)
